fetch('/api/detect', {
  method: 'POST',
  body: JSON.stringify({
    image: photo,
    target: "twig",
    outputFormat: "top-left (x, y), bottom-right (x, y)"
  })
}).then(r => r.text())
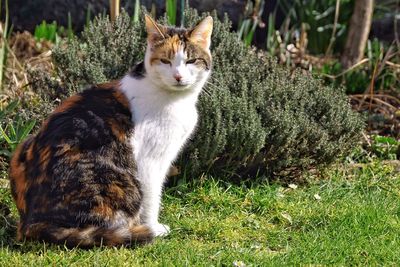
top-left (351, 95), bottom-right (398, 112)
top-left (370, 97), bottom-right (398, 111)
top-left (366, 58), bottom-right (379, 111)
top-left (362, 132), bottom-right (371, 146)
top-left (321, 58), bottom-right (369, 79)
top-left (6, 42), bottom-right (24, 71)
top-left (385, 61), bottom-right (400, 68)
top-left (0, 214), bottom-right (16, 228)
top-left (376, 43), bottom-right (395, 78)
top-left (394, 0), bottom-right (400, 49)
top-left (351, 94), bottom-right (400, 103)
top-left (325, 0), bottom-right (341, 56)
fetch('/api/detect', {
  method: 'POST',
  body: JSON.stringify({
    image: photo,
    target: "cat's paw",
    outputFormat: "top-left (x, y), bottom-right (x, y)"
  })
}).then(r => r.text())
top-left (149, 223), bottom-right (170, 237)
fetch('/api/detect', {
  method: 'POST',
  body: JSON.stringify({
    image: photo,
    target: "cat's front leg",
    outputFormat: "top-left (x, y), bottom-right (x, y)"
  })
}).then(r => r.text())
top-left (138, 165), bottom-right (171, 237)
top-left (140, 184), bottom-right (171, 237)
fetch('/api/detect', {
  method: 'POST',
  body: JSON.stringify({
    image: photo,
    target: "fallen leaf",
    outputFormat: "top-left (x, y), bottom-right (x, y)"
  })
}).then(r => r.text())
top-left (233, 260), bottom-right (246, 267)
top-left (288, 183), bottom-right (298, 189)
top-left (250, 243), bottom-right (262, 250)
top-left (277, 193), bottom-right (285, 198)
top-left (281, 212), bottom-right (293, 224)
top-left (314, 194), bottom-right (321, 200)
top-left (0, 179), bottom-right (9, 189)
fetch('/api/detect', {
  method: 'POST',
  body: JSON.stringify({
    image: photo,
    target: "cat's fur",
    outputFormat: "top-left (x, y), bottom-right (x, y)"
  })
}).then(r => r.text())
top-left (9, 15), bottom-right (213, 248)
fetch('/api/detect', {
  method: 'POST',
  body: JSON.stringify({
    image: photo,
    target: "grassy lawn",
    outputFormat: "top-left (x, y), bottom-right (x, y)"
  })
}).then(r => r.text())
top-left (0, 162), bottom-right (399, 266)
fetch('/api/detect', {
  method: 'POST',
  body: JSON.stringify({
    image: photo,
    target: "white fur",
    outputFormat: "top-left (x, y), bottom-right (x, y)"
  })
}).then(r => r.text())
top-left (120, 46), bottom-right (210, 236)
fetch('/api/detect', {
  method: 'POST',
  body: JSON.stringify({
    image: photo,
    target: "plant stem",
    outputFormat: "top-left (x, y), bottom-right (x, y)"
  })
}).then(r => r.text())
top-left (110, 0), bottom-right (120, 21)
top-left (325, 0), bottom-right (341, 56)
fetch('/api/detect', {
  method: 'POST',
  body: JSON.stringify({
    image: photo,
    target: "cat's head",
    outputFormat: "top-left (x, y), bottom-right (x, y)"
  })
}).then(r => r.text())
top-left (144, 14), bottom-right (213, 92)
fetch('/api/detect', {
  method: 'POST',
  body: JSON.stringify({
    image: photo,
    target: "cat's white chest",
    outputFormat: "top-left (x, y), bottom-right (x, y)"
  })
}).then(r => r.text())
top-left (120, 76), bottom-right (200, 175)
top-left (132, 99), bottom-right (197, 161)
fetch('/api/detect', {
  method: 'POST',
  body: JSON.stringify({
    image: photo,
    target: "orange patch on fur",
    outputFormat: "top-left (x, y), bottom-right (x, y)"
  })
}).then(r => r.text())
top-left (128, 225), bottom-right (154, 244)
top-left (34, 145), bottom-right (51, 184)
top-left (96, 80), bottom-right (121, 90)
top-left (35, 175), bottom-right (48, 185)
top-left (107, 119), bottom-right (126, 142)
top-left (40, 118), bottom-right (50, 133)
top-left (102, 231), bottom-right (125, 246)
top-left (96, 81), bottom-right (130, 110)
top-left (9, 143), bottom-right (28, 213)
top-left (68, 152), bottom-right (81, 162)
top-left (109, 184), bottom-right (125, 199)
top-left (54, 95), bottom-right (82, 113)
top-left (168, 35), bottom-right (184, 54)
top-left (58, 144), bottom-right (81, 162)
top-left (92, 204), bottom-right (114, 218)
top-left (39, 146), bottom-right (51, 170)
top-left (150, 36), bottom-right (185, 65)
top-left (25, 142), bottom-right (34, 162)
top-left (113, 90), bottom-right (130, 110)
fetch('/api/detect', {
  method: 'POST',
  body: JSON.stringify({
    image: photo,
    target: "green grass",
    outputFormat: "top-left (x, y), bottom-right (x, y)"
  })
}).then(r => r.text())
top-left (0, 162), bottom-right (399, 266)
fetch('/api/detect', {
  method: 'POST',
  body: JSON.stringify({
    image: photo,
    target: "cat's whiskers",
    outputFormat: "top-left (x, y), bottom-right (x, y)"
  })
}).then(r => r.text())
top-left (201, 86), bottom-right (212, 97)
top-left (205, 80), bottom-right (219, 88)
top-left (209, 76), bottom-right (223, 85)
top-left (204, 81), bottom-right (220, 94)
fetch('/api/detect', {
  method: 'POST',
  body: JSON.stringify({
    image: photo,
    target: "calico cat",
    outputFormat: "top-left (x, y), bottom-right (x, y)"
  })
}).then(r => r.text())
top-left (9, 14), bottom-right (213, 248)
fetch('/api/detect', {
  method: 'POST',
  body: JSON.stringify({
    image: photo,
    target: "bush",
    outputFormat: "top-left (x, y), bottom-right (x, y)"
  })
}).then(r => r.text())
top-left (32, 9), bottom-right (364, 179)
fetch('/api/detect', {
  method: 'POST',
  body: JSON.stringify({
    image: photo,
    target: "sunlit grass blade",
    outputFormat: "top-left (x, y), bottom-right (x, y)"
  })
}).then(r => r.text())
top-left (132, 0), bottom-right (140, 23)
top-left (67, 12), bottom-right (74, 41)
top-left (0, 100), bottom-right (18, 120)
top-left (0, 0), bottom-right (10, 91)
top-left (166, 0), bottom-right (177, 25)
top-left (237, 19), bottom-right (249, 41)
top-left (179, 0), bottom-right (184, 27)
top-left (34, 21), bottom-right (59, 43)
top-left (19, 119), bottom-right (36, 142)
top-left (244, 21), bottom-right (258, 47)
top-left (266, 12), bottom-right (277, 54)
top-left (86, 5), bottom-right (92, 27)
top-left (8, 122), bottom-right (16, 140)
top-left (0, 125), bottom-right (12, 145)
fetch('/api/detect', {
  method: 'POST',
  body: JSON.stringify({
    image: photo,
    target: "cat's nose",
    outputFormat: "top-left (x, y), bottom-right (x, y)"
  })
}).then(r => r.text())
top-left (173, 73), bottom-right (182, 82)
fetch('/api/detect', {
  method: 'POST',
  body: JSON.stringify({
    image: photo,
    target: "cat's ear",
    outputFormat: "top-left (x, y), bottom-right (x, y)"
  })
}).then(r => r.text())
top-left (144, 14), bottom-right (166, 43)
top-left (189, 16), bottom-right (213, 50)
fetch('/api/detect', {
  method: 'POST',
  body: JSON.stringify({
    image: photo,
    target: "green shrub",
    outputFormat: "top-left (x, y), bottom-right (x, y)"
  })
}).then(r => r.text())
top-left (0, 99), bottom-right (40, 175)
top-left (53, 10), bottom-right (146, 93)
top-left (32, 9), bottom-right (364, 179)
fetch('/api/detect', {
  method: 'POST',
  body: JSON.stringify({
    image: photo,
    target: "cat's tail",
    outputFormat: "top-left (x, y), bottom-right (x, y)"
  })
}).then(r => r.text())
top-left (21, 222), bottom-right (154, 248)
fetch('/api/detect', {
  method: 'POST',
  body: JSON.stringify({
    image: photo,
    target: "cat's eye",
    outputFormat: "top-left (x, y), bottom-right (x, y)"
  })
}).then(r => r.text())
top-left (160, 59), bottom-right (171, 65)
top-left (186, 59), bottom-right (197, 64)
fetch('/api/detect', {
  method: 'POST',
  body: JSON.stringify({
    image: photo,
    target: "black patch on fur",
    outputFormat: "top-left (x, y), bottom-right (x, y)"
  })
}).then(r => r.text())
top-left (164, 27), bottom-right (188, 40)
top-left (129, 61), bottom-right (146, 79)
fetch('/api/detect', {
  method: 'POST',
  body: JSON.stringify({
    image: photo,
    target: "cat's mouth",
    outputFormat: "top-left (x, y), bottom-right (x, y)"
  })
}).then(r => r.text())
top-left (172, 82), bottom-right (191, 88)
top-left (166, 83), bottom-right (191, 92)
top-left (174, 83), bottom-right (187, 87)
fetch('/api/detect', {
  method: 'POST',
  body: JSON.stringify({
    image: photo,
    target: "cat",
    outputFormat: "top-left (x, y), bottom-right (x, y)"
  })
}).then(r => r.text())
top-left (8, 14), bottom-right (213, 248)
